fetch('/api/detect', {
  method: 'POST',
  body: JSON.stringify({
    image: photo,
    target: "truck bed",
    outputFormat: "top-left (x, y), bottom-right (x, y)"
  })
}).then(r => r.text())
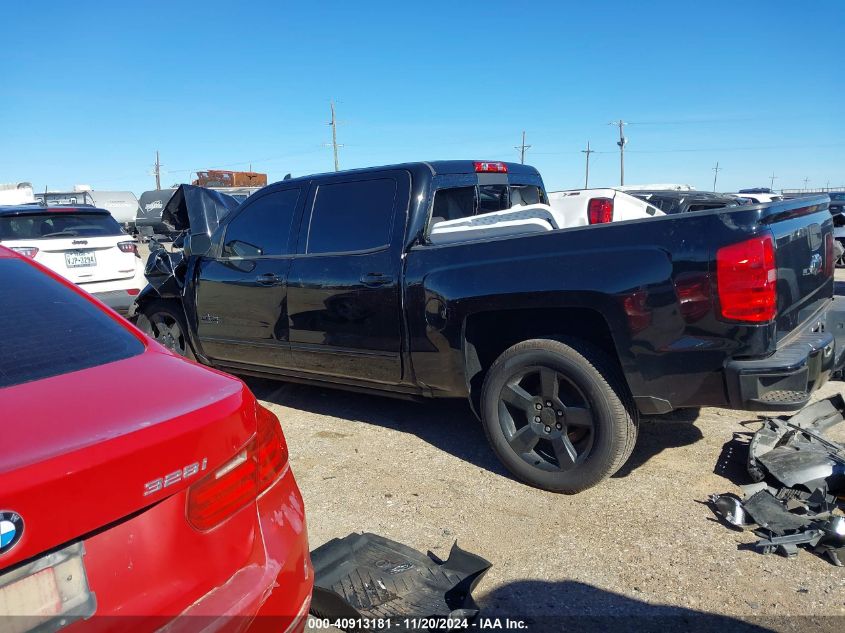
top-left (405, 195), bottom-right (837, 412)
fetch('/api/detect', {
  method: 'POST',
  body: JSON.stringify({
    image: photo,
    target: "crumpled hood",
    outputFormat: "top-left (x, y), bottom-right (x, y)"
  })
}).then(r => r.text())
top-left (161, 184), bottom-right (240, 238)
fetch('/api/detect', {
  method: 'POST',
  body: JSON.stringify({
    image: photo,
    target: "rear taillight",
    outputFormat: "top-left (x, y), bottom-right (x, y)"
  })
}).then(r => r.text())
top-left (824, 232), bottom-right (834, 277)
top-left (588, 198), bottom-right (614, 224)
top-left (186, 405), bottom-right (289, 531)
top-left (118, 241), bottom-right (139, 257)
top-left (473, 161), bottom-right (508, 173)
top-left (716, 233), bottom-right (777, 323)
top-left (10, 246), bottom-right (38, 258)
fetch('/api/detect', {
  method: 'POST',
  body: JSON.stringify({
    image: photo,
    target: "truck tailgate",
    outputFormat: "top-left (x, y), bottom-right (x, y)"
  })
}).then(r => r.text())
top-left (759, 195), bottom-right (834, 338)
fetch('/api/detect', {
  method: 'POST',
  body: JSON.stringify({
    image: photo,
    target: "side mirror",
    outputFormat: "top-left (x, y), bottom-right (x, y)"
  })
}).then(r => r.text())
top-left (185, 233), bottom-right (211, 257)
top-left (192, 233), bottom-right (211, 255)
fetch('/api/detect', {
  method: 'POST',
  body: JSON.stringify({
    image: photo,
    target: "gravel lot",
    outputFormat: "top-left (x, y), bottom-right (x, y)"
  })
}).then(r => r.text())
top-left (252, 270), bottom-right (845, 631)
top-left (256, 380), bottom-right (844, 630)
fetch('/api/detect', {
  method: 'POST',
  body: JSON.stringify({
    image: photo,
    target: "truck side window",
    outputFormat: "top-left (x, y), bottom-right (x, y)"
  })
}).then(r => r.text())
top-left (432, 186), bottom-right (476, 222)
top-left (306, 179), bottom-right (397, 254)
top-left (222, 188), bottom-right (300, 258)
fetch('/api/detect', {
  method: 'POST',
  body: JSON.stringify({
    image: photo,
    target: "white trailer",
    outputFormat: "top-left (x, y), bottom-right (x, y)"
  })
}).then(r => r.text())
top-left (0, 182), bottom-right (35, 205)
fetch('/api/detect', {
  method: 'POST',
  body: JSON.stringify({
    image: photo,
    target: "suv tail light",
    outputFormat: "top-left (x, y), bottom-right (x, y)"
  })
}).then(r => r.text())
top-left (474, 161), bottom-right (508, 173)
top-left (118, 241), bottom-right (139, 257)
top-left (10, 246), bottom-right (38, 258)
top-left (187, 405), bottom-right (289, 531)
top-left (588, 198), bottom-right (614, 224)
top-left (716, 233), bottom-right (777, 323)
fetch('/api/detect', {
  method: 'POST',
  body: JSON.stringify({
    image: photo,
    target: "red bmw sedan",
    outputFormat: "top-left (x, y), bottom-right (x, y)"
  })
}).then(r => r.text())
top-left (0, 245), bottom-right (312, 632)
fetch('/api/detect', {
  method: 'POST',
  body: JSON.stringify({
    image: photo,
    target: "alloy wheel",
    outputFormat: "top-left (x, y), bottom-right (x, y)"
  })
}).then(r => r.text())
top-left (497, 366), bottom-right (595, 472)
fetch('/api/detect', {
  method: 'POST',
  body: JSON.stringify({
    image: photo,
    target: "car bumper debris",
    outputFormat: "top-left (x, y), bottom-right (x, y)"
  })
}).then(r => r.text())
top-left (710, 395), bottom-right (845, 565)
top-left (309, 533), bottom-right (491, 631)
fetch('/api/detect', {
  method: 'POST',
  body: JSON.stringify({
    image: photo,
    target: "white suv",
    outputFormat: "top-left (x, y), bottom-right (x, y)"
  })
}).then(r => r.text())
top-left (0, 205), bottom-right (146, 314)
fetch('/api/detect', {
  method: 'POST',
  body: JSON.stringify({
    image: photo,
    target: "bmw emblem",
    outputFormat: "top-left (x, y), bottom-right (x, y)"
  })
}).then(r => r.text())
top-left (0, 511), bottom-right (24, 555)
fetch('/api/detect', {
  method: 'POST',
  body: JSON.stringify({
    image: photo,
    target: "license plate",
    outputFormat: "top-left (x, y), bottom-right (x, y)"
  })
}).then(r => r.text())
top-left (65, 251), bottom-right (96, 268)
top-left (0, 543), bottom-right (95, 632)
top-left (0, 568), bottom-right (62, 620)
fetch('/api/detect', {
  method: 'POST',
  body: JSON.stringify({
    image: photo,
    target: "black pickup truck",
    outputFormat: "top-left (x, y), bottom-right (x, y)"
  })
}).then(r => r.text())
top-left (132, 161), bottom-right (845, 493)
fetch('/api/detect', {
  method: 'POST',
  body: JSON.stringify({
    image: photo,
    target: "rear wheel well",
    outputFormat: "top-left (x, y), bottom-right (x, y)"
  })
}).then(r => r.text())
top-left (463, 308), bottom-right (620, 411)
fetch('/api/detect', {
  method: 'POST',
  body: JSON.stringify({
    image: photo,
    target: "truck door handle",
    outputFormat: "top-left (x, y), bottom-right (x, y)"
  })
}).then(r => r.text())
top-left (360, 272), bottom-right (393, 287)
top-left (255, 273), bottom-right (282, 286)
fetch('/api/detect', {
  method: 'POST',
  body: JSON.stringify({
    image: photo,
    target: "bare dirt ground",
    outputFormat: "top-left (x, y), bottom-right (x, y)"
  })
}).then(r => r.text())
top-left (252, 271), bottom-right (845, 631)
top-left (257, 380), bottom-right (844, 631)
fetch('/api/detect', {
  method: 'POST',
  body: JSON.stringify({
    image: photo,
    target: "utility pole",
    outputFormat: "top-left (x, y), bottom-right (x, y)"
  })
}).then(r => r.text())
top-left (581, 141), bottom-right (595, 188)
top-left (803, 177), bottom-right (810, 190)
top-left (712, 161), bottom-right (722, 192)
top-left (610, 120), bottom-right (627, 186)
top-left (769, 173), bottom-right (777, 191)
top-left (154, 151), bottom-right (161, 190)
top-left (328, 101), bottom-right (340, 172)
top-left (514, 130), bottom-right (531, 164)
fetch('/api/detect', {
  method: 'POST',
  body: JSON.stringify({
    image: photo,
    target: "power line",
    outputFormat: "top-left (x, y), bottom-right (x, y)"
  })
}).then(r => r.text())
top-left (624, 142), bottom-right (845, 154)
top-left (153, 151), bottom-right (161, 190)
top-left (530, 141), bottom-right (845, 156)
top-left (609, 120), bottom-right (627, 185)
top-left (712, 161), bottom-right (722, 192)
top-left (770, 173), bottom-right (778, 190)
top-left (625, 117), bottom-right (755, 126)
top-left (581, 141), bottom-right (595, 189)
top-left (515, 131), bottom-right (531, 164)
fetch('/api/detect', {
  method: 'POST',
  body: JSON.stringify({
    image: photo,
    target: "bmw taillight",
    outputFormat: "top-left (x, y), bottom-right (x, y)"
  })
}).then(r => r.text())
top-left (588, 198), bottom-right (614, 224)
top-left (118, 241), bottom-right (139, 257)
top-left (10, 246), bottom-right (38, 258)
top-left (716, 233), bottom-right (777, 323)
top-left (187, 405), bottom-right (290, 531)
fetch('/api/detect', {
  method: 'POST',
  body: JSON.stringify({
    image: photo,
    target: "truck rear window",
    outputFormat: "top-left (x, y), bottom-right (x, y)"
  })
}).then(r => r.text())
top-left (0, 212), bottom-right (123, 240)
top-left (0, 259), bottom-right (144, 388)
top-left (432, 185), bottom-right (546, 223)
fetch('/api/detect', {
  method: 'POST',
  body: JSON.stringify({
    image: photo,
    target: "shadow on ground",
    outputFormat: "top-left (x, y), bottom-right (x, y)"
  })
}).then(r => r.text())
top-left (246, 378), bottom-right (509, 478)
top-left (480, 580), bottom-right (778, 632)
top-left (712, 429), bottom-right (759, 486)
top-left (247, 378), bottom-right (707, 486)
top-left (613, 408), bottom-right (704, 478)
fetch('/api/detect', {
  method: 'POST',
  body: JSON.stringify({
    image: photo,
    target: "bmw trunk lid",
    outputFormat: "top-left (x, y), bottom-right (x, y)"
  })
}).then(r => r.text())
top-left (0, 351), bottom-right (257, 569)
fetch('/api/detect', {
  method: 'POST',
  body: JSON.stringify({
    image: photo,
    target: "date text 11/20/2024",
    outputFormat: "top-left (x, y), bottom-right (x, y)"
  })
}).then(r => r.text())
top-left (309, 618), bottom-right (529, 630)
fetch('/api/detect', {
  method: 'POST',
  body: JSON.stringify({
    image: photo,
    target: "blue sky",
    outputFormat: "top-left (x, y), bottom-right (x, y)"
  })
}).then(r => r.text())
top-left (2, 0), bottom-right (843, 194)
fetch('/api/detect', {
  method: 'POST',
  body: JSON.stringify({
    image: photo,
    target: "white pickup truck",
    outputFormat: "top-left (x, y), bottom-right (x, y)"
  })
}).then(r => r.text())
top-left (547, 188), bottom-right (663, 225)
top-left (429, 186), bottom-right (663, 245)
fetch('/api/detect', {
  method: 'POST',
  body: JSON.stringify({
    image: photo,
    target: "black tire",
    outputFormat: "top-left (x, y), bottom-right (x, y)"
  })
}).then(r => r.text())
top-left (480, 338), bottom-right (638, 493)
top-left (136, 300), bottom-right (195, 360)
